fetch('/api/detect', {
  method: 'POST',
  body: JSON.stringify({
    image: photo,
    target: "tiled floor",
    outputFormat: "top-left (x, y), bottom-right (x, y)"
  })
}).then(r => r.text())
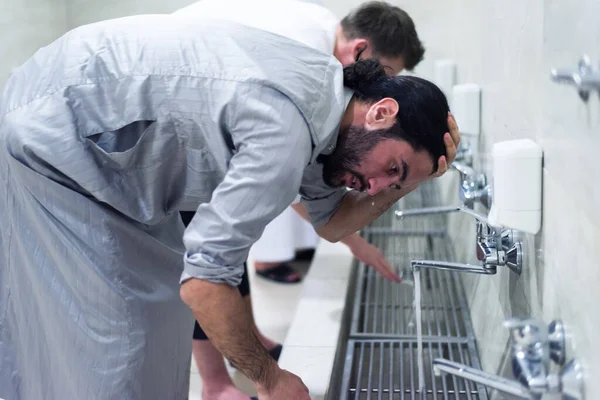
top-left (276, 241), bottom-right (354, 400)
top-left (188, 259), bottom-right (311, 399)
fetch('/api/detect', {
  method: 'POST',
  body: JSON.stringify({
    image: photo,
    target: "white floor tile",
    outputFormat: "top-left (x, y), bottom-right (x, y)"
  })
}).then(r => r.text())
top-left (314, 239), bottom-right (353, 257)
top-left (306, 240), bottom-right (354, 281)
top-left (278, 346), bottom-right (338, 399)
top-left (189, 372), bottom-right (202, 399)
top-left (302, 253), bottom-right (354, 281)
top-left (284, 278), bottom-right (349, 347)
top-left (248, 270), bottom-right (306, 344)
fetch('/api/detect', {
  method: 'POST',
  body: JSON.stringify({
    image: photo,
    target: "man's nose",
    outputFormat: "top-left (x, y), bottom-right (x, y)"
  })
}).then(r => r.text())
top-left (366, 177), bottom-right (391, 196)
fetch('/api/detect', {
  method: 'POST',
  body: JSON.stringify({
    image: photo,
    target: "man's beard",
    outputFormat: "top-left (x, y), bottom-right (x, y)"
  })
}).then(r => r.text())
top-left (318, 125), bottom-right (386, 189)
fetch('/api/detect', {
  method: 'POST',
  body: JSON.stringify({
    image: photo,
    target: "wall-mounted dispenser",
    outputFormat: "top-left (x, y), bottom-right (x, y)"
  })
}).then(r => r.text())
top-left (488, 139), bottom-right (543, 235)
top-left (452, 83), bottom-right (481, 138)
top-left (433, 60), bottom-right (457, 106)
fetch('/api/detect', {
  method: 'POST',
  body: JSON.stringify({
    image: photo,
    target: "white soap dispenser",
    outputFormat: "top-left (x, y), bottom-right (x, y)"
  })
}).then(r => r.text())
top-left (433, 60), bottom-right (457, 105)
top-left (488, 139), bottom-right (543, 235)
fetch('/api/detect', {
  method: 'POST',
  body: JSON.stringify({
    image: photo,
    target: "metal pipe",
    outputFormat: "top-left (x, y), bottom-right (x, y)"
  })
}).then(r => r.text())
top-left (411, 260), bottom-right (496, 275)
top-left (432, 358), bottom-right (537, 399)
top-left (395, 205), bottom-right (491, 226)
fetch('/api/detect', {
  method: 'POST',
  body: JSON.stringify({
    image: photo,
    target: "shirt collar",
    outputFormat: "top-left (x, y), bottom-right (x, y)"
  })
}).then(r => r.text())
top-left (320, 87), bottom-right (354, 156)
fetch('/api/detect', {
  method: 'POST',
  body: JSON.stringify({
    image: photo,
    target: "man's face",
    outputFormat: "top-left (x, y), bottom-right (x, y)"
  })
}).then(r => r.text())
top-left (321, 125), bottom-right (434, 196)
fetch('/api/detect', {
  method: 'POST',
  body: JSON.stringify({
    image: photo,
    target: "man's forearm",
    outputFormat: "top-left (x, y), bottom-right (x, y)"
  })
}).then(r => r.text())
top-left (292, 202), bottom-right (363, 248)
top-left (180, 278), bottom-right (278, 390)
top-left (291, 202), bottom-right (309, 220)
top-left (339, 231), bottom-right (363, 249)
top-left (317, 184), bottom-right (418, 242)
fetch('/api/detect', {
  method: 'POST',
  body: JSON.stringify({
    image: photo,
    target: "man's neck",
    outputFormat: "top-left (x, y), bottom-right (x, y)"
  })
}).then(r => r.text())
top-left (333, 24), bottom-right (345, 62)
top-left (341, 95), bottom-right (370, 132)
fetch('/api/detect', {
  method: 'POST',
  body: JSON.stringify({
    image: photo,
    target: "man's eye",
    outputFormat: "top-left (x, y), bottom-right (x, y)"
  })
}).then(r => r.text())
top-left (388, 165), bottom-right (399, 175)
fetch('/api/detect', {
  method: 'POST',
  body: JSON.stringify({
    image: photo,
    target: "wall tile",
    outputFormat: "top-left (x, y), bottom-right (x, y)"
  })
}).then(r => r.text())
top-left (66, 0), bottom-right (197, 27)
top-left (0, 0), bottom-right (67, 89)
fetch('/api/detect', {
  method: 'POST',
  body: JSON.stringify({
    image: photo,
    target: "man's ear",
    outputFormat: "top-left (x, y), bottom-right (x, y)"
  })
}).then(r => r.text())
top-left (365, 98), bottom-right (399, 129)
top-left (350, 38), bottom-right (369, 61)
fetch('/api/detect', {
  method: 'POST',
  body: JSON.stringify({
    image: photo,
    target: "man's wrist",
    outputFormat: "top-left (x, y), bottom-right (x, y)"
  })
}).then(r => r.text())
top-left (254, 360), bottom-right (281, 392)
top-left (340, 232), bottom-right (361, 249)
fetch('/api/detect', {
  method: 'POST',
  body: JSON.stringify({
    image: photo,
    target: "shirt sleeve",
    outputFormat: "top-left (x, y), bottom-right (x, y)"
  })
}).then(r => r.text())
top-left (181, 85), bottom-right (312, 286)
top-left (298, 161), bottom-right (347, 228)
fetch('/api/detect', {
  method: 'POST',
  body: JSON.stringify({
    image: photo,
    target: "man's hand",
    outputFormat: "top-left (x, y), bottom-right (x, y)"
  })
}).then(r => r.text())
top-left (341, 233), bottom-right (401, 282)
top-left (431, 112), bottom-right (461, 178)
top-left (257, 369), bottom-right (311, 400)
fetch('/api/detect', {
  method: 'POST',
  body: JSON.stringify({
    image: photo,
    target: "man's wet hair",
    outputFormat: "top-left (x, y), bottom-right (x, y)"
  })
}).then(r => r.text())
top-left (342, 59), bottom-right (449, 173)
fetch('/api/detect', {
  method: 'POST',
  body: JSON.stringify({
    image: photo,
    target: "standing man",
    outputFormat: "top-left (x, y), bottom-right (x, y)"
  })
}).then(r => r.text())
top-left (0, 15), bottom-right (458, 400)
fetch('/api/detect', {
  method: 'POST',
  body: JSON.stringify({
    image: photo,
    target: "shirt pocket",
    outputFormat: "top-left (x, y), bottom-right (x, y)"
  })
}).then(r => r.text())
top-left (84, 119), bottom-right (178, 170)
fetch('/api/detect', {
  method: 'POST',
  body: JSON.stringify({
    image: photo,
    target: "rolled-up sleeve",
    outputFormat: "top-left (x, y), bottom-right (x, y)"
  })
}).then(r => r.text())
top-left (181, 86), bottom-right (312, 286)
top-left (299, 162), bottom-right (347, 228)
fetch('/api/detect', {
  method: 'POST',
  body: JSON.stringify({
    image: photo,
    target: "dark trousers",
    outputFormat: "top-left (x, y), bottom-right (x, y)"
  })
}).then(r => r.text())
top-left (180, 211), bottom-right (251, 340)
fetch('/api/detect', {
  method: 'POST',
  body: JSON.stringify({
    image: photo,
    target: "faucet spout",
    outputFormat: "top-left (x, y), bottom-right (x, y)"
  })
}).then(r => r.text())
top-left (453, 161), bottom-right (477, 178)
top-left (395, 205), bottom-right (462, 217)
top-left (411, 260), bottom-right (496, 275)
top-left (432, 358), bottom-right (538, 400)
top-left (395, 205), bottom-right (491, 224)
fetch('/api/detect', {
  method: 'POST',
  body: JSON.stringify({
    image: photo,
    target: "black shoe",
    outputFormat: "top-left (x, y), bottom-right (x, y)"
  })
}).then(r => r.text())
top-left (294, 249), bottom-right (315, 262)
top-left (256, 263), bottom-right (302, 284)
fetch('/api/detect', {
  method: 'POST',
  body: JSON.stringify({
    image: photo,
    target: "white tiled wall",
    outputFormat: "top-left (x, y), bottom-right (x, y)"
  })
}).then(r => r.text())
top-left (65, 0), bottom-right (196, 27)
top-left (0, 0), bottom-right (67, 89)
top-left (321, 0), bottom-right (600, 396)
top-left (0, 0), bottom-right (199, 92)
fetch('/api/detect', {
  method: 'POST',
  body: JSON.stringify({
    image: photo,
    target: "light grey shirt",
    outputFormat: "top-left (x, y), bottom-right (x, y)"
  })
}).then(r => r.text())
top-left (1, 15), bottom-right (351, 286)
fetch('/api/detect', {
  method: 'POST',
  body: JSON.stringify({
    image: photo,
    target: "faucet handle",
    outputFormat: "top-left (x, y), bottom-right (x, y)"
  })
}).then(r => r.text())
top-left (504, 318), bottom-right (566, 365)
top-left (504, 318), bottom-right (547, 349)
top-left (454, 140), bottom-right (473, 166)
top-left (548, 320), bottom-right (566, 366)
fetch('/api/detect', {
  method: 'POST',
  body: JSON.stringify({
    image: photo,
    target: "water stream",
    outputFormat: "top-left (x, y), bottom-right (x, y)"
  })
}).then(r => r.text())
top-left (413, 268), bottom-right (425, 398)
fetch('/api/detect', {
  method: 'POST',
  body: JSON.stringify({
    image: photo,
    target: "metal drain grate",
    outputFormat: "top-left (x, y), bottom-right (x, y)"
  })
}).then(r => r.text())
top-left (340, 339), bottom-right (488, 400)
top-left (327, 182), bottom-right (488, 400)
top-left (351, 235), bottom-right (471, 338)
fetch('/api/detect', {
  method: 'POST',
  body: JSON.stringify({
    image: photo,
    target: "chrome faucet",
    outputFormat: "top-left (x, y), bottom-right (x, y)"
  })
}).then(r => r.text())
top-left (397, 206), bottom-right (523, 276)
top-left (449, 141), bottom-right (492, 209)
top-left (411, 259), bottom-right (497, 274)
top-left (432, 318), bottom-right (584, 400)
top-left (433, 358), bottom-right (537, 399)
top-left (505, 318), bottom-right (565, 395)
top-left (456, 163), bottom-right (491, 209)
top-left (455, 139), bottom-right (474, 167)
